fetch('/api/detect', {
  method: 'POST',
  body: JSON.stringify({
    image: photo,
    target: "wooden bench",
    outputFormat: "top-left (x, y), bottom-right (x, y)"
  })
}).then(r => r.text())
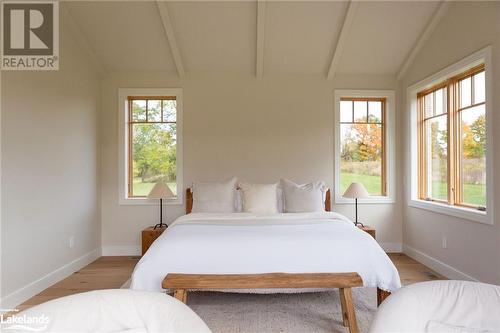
top-left (162, 272), bottom-right (364, 333)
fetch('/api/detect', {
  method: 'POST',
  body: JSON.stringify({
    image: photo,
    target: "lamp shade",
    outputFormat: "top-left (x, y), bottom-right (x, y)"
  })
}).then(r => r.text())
top-left (147, 182), bottom-right (175, 199)
top-left (343, 182), bottom-right (369, 199)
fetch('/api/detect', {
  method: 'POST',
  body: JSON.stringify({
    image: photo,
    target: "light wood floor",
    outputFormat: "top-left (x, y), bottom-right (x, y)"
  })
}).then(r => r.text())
top-left (16, 254), bottom-right (444, 312)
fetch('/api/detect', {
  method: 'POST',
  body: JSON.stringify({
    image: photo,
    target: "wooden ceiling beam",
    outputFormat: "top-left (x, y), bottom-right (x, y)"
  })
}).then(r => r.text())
top-left (326, 0), bottom-right (359, 80)
top-left (156, 1), bottom-right (185, 78)
top-left (256, 0), bottom-right (267, 78)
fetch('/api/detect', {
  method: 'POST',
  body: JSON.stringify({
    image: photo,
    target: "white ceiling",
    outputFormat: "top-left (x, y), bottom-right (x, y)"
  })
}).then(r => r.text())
top-left (265, 1), bottom-right (348, 75)
top-left (64, 0), bottom-right (443, 77)
top-left (337, 1), bottom-right (440, 75)
top-left (168, 1), bottom-right (256, 73)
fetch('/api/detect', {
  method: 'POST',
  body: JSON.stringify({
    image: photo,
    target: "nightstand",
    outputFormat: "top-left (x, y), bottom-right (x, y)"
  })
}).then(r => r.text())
top-left (358, 225), bottom-right (376, 239)
top-left (142, 226), bottom-right (167, 255)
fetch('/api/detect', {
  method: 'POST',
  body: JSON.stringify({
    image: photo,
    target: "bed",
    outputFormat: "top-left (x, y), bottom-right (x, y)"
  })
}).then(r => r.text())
top-left (131, 189), bottom-right (401, 297)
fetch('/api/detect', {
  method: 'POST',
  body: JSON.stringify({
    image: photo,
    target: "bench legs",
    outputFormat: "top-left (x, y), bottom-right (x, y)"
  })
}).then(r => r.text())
top-left (174, 289), bottom-right (188, 304)
top-left (377, 288), bottom-right (391, 307)
top-left (339, 287), bottom-right (358, 333)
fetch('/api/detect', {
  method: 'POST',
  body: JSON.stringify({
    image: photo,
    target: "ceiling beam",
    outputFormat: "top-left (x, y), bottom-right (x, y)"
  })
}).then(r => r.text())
top-left (62, 4), bottom-right (107, 77)
top-left (396, 1), bottom-right (451, 80)
top-left (256, 0), bottom-right (267, 78)
top-left (326, 0), bottom-right (359, 80)
top-left (156, 1), bottom-right (185, 78)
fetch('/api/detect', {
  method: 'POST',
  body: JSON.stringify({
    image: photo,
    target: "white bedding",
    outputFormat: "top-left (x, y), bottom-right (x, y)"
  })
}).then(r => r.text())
top-left (131, 212), bottom-right (401, 293)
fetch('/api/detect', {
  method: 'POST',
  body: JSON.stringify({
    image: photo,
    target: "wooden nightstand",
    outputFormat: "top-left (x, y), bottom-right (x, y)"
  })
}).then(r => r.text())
top-left (142, 226), bottom-right (167, 255)
top-left (358, 225), bottom-right (376, 239)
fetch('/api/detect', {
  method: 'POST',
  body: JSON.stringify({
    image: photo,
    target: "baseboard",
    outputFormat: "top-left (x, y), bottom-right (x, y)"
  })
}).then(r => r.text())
top-left (403, 244), bottom-right (478, 281)
top-left (101, 245), bottom-right (141, 256)
top-left (380, 242), bottom-right (402, 253)
top-left (1, 248), bottom-right (101, 309)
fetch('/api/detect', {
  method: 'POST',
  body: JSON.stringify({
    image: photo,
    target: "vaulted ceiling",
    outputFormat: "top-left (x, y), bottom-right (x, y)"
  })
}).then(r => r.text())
top-left (64, 0), bottom-right (446, 78)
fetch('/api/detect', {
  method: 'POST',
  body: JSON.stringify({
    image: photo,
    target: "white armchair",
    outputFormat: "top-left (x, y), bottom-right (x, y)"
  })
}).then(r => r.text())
top-left (369, 280), bottom-right (500, 332)
top-left (7, 289), bottom-right (211, 333)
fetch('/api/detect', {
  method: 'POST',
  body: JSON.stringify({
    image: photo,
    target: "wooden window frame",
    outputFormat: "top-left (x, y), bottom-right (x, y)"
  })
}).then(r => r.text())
top-left (127, 96), bottom-right (178, 199)
top-left (417, 64), bottom-right (486, 211)
top-left (339, 97), bottom-right (387, 196)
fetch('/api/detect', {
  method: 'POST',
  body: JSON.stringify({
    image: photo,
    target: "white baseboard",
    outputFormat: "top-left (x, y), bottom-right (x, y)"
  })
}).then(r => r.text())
top-left (101, 245), bottom-right (141, 256)
top-left (1, 248), bottom-right (101, 309)
top-left (403, 244), bottom-right (478, 281)
top-left (380, 242), bottom-right (402, 253)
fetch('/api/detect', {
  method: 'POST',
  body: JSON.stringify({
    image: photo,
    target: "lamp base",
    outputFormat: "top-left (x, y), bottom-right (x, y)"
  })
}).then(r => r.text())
top-left (153, 222), bottom-right (167, 229)
top-left (353, 221), bottom-right (365, 227)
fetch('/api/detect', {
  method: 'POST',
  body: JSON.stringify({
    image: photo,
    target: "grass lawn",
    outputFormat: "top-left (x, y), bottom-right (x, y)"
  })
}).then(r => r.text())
top-left (133, 178), bottom-right (177, 197)
top-left (340, 172), bottom-right (485, 206)
top-left (340, 173), bottom-right (382, 196)
top-left (428, 182), bottom-right (485, 207)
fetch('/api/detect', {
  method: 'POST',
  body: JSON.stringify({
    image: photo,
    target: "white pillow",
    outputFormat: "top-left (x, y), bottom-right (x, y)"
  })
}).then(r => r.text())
top-left (239, 182), bottom-right (279, 214)
top-left (192, 177), bottom-right (237, 213)
top-left (281, 179), bottom-right (327, 213)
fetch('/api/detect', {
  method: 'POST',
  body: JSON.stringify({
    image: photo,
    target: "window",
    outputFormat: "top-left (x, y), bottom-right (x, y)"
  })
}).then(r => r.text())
top-left (417, 64), bottom-right (486, 210)
top-left (118, 88), bottom-right (183, 205)
top-left (128, 96), bottom-right (177, 198)
top-left (408, 46), bottom-right (492, 224)
top-left (339, 98), bottom-right (386, 196)
top-left (334, 90), bottom-right (395, 204)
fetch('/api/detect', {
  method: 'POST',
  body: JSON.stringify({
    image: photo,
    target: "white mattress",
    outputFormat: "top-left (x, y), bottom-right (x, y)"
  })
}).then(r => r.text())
top-left (130, 212), bottom-right (401, 293)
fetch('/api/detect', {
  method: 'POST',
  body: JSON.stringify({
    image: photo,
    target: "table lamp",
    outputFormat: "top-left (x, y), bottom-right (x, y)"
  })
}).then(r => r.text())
top-left (148, 182), bottom-right (175, 229)
top-left (343, 182), bottom-right (369, 227)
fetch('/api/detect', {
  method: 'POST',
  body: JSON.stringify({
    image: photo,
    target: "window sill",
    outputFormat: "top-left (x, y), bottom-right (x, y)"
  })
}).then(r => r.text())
top-left (408, 199), bottom-right (492, 225)
top-left (335, 195), bottom-right (395, 205)
top-left (119, 198), bottom-right (182, 206)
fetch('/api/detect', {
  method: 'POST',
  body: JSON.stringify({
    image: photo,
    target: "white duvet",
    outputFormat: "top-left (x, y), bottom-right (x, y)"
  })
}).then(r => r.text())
top-left (131, 212), bottom-right (401, 293)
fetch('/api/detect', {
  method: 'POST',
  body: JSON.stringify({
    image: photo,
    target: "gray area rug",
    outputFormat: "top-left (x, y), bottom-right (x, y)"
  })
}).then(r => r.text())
top-left (188, 289), bottom-right (376, 333)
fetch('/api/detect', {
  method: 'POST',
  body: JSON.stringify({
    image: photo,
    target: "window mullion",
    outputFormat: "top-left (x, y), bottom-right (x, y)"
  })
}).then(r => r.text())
top-left (447, 84), bottom-right (454, 205)
top-left (448, 81), bottom-right (461, 206)
top-left (128, 100), bottom-right (134, 198)
top-left (454, 83), bottom-right (463, 207)
top-left (417, 97), bottom-right (426, 199)
top-left (382, 99), bottom-right (387, 196)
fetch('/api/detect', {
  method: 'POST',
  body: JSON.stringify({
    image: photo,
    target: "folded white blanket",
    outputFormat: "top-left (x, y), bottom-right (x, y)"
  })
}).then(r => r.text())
top-left (131, 212), bottom-right (401, 293)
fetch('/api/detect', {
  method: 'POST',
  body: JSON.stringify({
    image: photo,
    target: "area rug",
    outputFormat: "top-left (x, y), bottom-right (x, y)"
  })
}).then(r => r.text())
top-left (188, 289), bottom-right (376, 333)
top-left (121, 279), bottom-right (376, 333)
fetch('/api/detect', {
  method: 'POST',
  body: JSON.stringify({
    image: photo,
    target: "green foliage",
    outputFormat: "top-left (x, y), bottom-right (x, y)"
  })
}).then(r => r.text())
top-left (341, 115), bottom-right (382, 162)
top-left (133, 123), bottom-right (176, 183)
top-left (429, 121), bottom-right (447, 159)
top-left (463, 114), bottom-right (485, 159)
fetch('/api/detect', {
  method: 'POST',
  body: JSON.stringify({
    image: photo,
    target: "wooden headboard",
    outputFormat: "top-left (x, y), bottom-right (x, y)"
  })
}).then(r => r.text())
top-left (185, 188), bottom-right (331, 214)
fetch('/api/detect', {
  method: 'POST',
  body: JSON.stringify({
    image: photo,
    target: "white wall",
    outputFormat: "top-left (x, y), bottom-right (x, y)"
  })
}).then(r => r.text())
top-left (400, 1), bottom-right (500, 284)
top-left (1, 13), bottom-right (102, 307)
top-left (100, 73), bottom-right (403, 254)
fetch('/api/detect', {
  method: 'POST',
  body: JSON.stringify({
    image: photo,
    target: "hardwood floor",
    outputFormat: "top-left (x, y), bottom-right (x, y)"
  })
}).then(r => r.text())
top-left (388, 253), bottom-right (444, 284)
top-left (16, 256), bottom-right (138, 312)
top-left (16, 253), bottom-right (444, 312)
